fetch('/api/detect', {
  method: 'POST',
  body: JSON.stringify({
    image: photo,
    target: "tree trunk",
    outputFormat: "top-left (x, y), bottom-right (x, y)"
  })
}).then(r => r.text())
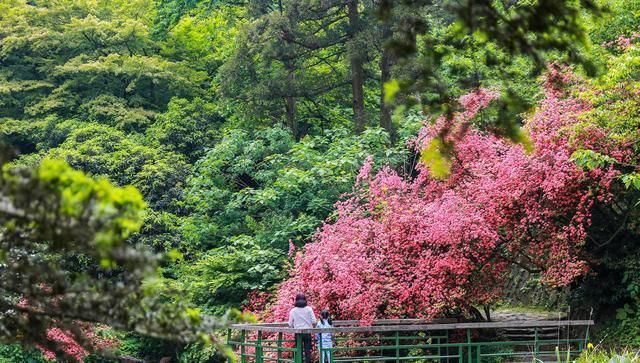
top-left (285, 94), bottom-right (298, 140)
top-left (285, 62), bottom-right (299, 139)
top-left (467, 306), bottom-right (485, 322)
top-left (347, 0), bottom-right (365, 134)
top-left (379, 21), bottom-right (395, 141)
top-left (483, 305), bottom-right (492, 322)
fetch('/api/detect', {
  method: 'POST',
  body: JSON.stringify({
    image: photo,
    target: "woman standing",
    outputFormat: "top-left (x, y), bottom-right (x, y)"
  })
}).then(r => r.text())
top-left (287, 293), bottom-right (316, 363)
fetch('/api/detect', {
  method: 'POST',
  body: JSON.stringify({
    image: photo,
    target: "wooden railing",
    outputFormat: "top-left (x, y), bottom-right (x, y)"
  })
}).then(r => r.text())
top-left (227, 319), bottom-right (593, 363)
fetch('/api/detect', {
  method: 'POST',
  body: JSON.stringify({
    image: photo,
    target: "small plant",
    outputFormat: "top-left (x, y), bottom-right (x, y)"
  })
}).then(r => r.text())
top-left (574, 344), bottom-right (640, 363)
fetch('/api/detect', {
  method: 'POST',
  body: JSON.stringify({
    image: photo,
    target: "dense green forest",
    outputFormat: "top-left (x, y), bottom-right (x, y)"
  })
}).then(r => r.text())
top-left (2, 0), bottom-right (640, 362)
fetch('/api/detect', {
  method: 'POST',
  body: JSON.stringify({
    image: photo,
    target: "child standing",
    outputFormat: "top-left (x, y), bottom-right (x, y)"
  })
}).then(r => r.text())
top-left (315, 310), bottom-right (333, 363)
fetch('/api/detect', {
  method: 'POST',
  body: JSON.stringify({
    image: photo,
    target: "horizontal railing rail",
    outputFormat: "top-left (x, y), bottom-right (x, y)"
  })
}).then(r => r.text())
top-left (233, 318), bottom-right (456, 328)
top-left (230, 319), bottom-right (593, 334)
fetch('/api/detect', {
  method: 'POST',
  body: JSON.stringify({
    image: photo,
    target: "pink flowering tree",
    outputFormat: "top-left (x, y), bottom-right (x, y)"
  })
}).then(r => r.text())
top-left (261, 66), bottom-right (626, 323)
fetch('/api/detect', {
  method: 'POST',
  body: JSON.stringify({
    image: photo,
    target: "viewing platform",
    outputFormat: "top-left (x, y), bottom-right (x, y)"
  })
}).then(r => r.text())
top-left (227, 318), bottom-right (593, 362)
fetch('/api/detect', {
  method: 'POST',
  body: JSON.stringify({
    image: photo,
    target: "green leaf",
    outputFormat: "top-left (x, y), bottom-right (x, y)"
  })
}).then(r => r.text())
top-left (420, 138), bottom-right (451, 179)
top-left (384, 79), bottom-right (401, 103)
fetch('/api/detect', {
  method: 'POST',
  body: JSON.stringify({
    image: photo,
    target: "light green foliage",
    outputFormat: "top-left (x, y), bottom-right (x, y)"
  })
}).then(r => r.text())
top-left (37, 53), bottom-right (205, 116)
top-left (576, 347), bottom-right (640, 363)
top-left (571, 150), bottom-right (619, 170)
top-left (161, 5), bottom-right (244, 69)
top-left (80, 95), bottom-right (156, 132)
top-left (571, 34), bottom-right (640, 195)
top-left (0, 0), bottom-right (200, 119)
top-left (41, 123), bottom-right (191, 213)
top-left (419, 138), bottom-right (451, 179)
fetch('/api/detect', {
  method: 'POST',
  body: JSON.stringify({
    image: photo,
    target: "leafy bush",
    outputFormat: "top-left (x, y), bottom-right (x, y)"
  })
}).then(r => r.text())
top-left (0, 344), bottom-right (46, 363)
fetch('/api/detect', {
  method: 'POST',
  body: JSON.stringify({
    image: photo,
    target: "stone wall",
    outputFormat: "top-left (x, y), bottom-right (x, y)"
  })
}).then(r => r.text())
top-left (502, 266), bottom-right (570, 309)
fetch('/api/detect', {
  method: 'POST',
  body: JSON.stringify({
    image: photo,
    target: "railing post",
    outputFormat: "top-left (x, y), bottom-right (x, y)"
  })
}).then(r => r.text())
top-left (240, 330), bottom-right (246, 363)
top-left (319, 331), bottom-right (324, 363)
top-left (466, 329), bottom-right (472, 363)
top-left (395, 331), bottom-right (400, 363)
top-left (277, 332), bottom-right (283, 363)
top-left (294, 333), bottom-right (303, 363)
top-left (256, 330), bottom-right (263, 363)
top-left (443, 329), bottom-right (449, 363)
top-left (534, 328), bottom-right (539, 358)
top-left (226, 329), bottom-right (234, 362)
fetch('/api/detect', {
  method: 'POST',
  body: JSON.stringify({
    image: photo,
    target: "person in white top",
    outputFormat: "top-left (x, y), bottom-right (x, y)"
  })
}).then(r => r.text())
top-left (288, 293), bottom-right (316, 363)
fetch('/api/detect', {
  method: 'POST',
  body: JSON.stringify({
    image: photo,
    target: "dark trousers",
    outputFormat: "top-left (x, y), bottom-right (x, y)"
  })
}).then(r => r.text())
top-left (296, 333), bottom-right (312, 363)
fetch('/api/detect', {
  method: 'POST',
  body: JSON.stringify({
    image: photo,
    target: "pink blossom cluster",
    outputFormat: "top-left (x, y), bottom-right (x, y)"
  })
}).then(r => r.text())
top-left (38, 325), bottom-right (118, 362)
top-left (288, 239), bottom-right (297, 259)
top-left (603, 32), bottom-right (640, 50)
top-left (19, 292), bottom-right (118, 362)
top-left (17, 292), bottom-right (119, 363)
top-left (258, 68), bottom-right (625, 324)
top-left (412, 88), bottom-right (500, 150)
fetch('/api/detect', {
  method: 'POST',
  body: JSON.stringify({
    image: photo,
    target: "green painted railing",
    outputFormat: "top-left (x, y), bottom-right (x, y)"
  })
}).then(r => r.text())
top-left (227, 319), bottom-right (593, 362)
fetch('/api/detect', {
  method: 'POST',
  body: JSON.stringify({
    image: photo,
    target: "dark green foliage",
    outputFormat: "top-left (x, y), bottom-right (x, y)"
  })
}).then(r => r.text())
top-left (0, 344), bottom-right (46, 363)
top-left (178, 125), bottom-right (412, 312)
top-left (42, 123), bottom-right (191, 213)
top-left (183, 125), bottom-right (407, 252)
top-left (147, 98), bottom-right (224, 162)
